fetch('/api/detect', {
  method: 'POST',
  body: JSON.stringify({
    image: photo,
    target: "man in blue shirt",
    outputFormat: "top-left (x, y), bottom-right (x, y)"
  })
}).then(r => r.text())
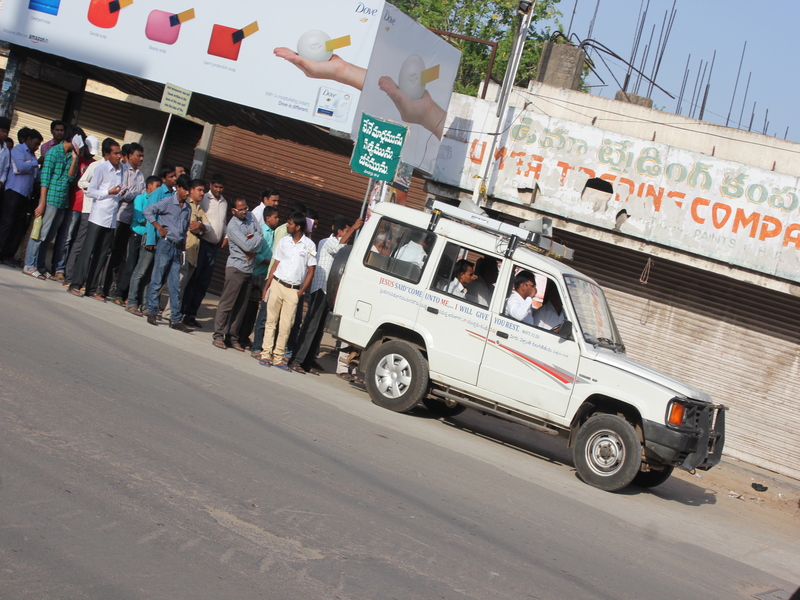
top-left (211, 197), bottom-right (262, 350)
top-left (144, 173), bottom-right (193, 331)
top-left (124, 165), bottom-right (176, 315)
top-left (0, 128), bottom-right (42, 265)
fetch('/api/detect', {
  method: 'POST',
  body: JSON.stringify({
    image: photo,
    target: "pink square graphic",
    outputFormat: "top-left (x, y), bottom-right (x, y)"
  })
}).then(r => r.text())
top-left (146, 10), bottom-right (181, 45)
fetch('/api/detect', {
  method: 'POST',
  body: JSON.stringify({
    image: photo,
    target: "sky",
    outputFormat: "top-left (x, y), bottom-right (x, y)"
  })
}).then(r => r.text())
top-left (541, 0), bottom-right (800, 143)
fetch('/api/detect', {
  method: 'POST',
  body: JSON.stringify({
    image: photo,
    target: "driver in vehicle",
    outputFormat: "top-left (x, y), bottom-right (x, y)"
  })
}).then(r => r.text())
top-left (504, 270), bottom-right (537, 325)
top-left (533, 279), bottom-right (566, 331)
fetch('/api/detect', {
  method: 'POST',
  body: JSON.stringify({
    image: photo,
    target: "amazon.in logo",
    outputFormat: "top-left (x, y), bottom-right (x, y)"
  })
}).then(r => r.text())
top-left (29, 34), bottom-right (48, 44)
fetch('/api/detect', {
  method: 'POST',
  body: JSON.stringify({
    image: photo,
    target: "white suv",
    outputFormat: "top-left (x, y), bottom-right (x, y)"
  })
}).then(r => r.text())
top-left (326, 201), bottom-right (725, 491)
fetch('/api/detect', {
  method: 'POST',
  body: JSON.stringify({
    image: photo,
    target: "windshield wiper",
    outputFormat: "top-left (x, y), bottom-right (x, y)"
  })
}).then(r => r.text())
top-left (594, 337), bottom-right (626, 353)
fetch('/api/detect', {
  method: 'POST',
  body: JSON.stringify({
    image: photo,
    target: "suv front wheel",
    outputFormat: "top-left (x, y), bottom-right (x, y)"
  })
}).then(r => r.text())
top-left (365, 340), bottom-right (429, 413)
top-left (573, 414), bottom-right (642, 491)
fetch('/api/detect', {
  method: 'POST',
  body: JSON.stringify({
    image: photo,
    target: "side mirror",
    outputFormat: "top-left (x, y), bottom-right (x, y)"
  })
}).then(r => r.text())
top-left (555, 319), bottom-right (573, 340)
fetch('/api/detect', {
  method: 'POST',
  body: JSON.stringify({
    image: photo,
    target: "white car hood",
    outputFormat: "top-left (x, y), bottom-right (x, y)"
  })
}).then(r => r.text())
top-left (593, 350), bottom-right (712, 402)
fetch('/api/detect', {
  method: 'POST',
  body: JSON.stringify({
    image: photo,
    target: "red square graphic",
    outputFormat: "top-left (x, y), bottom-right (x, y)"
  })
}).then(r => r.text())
top-left (207, 24), bottom-right (242, 61)
top-left (87, 0), bottom-right (119, 29)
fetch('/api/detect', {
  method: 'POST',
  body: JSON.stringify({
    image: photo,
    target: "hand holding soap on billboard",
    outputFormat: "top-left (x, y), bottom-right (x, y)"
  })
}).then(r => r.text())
top-left (274, 48), bottom-right (446, 139)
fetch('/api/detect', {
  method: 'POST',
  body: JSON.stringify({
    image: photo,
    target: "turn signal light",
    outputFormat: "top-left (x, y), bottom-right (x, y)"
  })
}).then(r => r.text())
top-left (668, 402), bottom-right (685, 426)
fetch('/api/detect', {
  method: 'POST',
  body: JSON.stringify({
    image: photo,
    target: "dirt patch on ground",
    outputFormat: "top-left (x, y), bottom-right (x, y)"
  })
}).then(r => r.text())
top-left (673, 457), bottom-right (800, 521)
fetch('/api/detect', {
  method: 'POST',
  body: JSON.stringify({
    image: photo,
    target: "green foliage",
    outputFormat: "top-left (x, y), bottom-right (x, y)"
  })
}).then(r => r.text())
top-left (392, 0), bottom-right (563, 96)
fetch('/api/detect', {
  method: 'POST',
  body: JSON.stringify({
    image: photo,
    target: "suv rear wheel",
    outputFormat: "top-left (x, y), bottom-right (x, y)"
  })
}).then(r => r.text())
top-left (365, 340), bottom-right (429, 413)
top-left (573, 414), bottom-right (642, 491)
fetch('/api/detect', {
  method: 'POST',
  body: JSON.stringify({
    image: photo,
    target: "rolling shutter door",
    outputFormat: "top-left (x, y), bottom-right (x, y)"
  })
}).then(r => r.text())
top-left (75, 92), bottom-right (132, 143)
top-left (558, 229), bottom-right (800, 479)
top-left (11, 76), bottom-right (68, 141)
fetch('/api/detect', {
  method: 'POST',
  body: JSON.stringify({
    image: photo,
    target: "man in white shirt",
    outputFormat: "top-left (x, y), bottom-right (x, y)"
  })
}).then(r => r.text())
top-left (68, 138), bottom-right (123, 300)
top-left (182, 173), bottom-right (227, 328)
top-left (251, 187), bottom-right (280, 228)
top-left (504, 270), bottom-right (537, 325)
top-left (105, 142), bottom-right (146, 301)
top-left (394, 231), bottom-right (428, 268)
top-left (446, 259), bottom-right (475, 299)
top-left (258, 211), bottom-right (316, 369)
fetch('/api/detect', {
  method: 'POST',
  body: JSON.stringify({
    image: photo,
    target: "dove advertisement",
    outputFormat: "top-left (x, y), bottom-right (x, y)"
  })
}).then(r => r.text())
top-left (0, 0), bottom-right (389, 131)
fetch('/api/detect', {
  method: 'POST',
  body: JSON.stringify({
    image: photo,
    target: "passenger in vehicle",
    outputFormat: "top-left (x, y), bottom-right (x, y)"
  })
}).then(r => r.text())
top-left (466, 256), bottom-right (498, 307)
top-left (370, 230), bottom-right (392, 256)
top-left (394, 231), bottom-right (427, 268)
top-left (504, 271), bottom-right (537, 325)
top-left (533, 279), bottom-right (566, 331)
top-left (446, 259), bottom-right (475, 298)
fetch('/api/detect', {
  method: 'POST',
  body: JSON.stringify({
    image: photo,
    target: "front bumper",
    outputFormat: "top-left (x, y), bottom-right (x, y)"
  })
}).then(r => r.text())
top-left (642, 401), bottom-right (726, 471)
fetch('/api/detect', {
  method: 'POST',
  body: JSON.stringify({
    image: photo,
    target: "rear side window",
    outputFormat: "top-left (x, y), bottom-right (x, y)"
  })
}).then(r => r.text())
top-left (363, 218), bottom-right (436, 283)
top-left (431, 242), bottom-right (499, 308)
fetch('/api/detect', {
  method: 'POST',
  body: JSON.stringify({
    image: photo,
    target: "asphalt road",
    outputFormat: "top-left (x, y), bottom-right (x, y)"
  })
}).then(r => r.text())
top-left (1, 267), bottom-right (798, 600)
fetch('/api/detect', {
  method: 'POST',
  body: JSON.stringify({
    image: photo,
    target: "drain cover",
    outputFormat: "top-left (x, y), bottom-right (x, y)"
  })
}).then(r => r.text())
top-left (753, 589), bottom-right (793, 600)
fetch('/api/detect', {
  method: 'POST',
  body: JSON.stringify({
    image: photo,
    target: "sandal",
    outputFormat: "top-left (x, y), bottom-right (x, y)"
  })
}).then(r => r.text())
top-left (68, 287), bottom-right (83, 297)
top-left (337, 373), bottom-right (353, 382)
top-left (274, 362), bottom-right (292, 372)
top-left (290, 364), bottom-right (306, 374)
top-left (23, 269), bottom-right (46, 280)
top-left (212, 340), bottom-right (227, 350)
top-left (230, 341), bottom-right (245, 352)
top-left (258, 359), bottom-right (272, 367)
top-left (306, 367), bottom-right (320, 376)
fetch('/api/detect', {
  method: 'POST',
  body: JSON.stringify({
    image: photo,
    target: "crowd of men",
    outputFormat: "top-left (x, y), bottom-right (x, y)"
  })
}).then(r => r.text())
top-left (0, 117), bottom-right (362, 375)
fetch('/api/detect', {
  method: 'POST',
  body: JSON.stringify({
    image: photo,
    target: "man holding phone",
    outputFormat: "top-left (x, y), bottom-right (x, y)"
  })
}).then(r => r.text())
top-left (67, 137), bottom-right (123, 300)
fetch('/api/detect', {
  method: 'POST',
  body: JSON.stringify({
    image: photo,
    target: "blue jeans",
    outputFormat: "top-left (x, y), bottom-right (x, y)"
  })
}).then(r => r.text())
top-left (126, 240), bottom-right (154, 308)
top-left (250, 300), bottom-right (268, 355)
top-left (24, 204), bottom-right (69, 273)
top-left (148, 239), bottom-right (183, 323)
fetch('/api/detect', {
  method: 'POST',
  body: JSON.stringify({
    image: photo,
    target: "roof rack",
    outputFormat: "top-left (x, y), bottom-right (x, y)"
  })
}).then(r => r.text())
top-left (428, 201), bottom-right (574, 261)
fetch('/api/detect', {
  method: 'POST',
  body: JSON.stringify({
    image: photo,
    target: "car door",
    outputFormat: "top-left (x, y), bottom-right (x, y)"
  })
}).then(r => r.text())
top-left (477, 261), bottom-right (581, 417)
top-left (414, 242), bottom-right (497, 385)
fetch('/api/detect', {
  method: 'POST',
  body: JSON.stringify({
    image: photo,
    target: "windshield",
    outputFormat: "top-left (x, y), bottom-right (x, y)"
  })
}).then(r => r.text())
top-left (564, 276), bottom-right (625, 351)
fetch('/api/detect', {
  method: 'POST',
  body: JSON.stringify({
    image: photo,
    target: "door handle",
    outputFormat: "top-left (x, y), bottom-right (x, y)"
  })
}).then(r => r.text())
top-left (497, 331), bottom-right (509, 339)
top-left (427, 306), bottom-right (439, 314)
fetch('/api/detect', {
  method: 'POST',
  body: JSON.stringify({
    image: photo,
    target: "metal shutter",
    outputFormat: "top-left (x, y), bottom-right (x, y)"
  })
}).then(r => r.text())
top-left (10, 75), bottom-right (68, 142)
top-left (76, 92), bottom-right (132, 143)
top-left (558, 229), bottom-right (800, 479)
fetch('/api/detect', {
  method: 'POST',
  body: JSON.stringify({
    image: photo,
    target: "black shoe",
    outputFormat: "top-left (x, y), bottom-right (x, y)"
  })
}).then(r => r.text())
top-left (184, 317), bottom-right (202, 328)
top-left (169, 321), bottom-right (193, 333)
top-left (147, 313), bottom-right (158, 326)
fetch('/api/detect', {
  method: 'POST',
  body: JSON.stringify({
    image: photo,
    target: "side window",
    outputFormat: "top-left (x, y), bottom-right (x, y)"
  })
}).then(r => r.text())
top-left (431, 242), bottom-right (499, 308)
top-left (502, 265), bottom-right (567, 332)
top-left (363, 218), bottom-right (435, 283)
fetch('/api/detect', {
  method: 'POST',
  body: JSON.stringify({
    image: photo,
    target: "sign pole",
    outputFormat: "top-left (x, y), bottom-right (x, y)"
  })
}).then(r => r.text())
top-left (152, 112), bottom-right (172, 176)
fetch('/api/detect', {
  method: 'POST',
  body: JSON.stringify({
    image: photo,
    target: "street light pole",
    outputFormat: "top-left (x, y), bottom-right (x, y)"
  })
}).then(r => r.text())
top-left (471, 1), bottom-right (537, 206)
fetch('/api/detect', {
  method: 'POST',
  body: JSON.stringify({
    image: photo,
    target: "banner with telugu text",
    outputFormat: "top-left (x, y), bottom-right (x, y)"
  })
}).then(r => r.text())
top-left (350, 113), bottom-right (407, 181)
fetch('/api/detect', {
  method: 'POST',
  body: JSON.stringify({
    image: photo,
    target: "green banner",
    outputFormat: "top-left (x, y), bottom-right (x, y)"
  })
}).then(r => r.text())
top-left (350, 113), bottom-right (408, 182)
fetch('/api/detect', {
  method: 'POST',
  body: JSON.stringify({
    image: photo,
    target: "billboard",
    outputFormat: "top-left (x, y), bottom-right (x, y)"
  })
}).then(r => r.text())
top-left (1, 1), bottom-right (460, 173)
top-left (0, 0), bottom-right (384, 131)
top-left (435, 97), bottom-right (800, 282)
top-left (354, 4), bottom-right (460, 174)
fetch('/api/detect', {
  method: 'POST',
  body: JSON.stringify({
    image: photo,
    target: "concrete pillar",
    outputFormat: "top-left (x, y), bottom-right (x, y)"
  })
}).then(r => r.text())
top-left (0, 45), bottom-right (26, 118)
top-left (536, 42), bottom-right (585, 91)
top-left (123, 105), bottom-right (169, 176)
top-left (614, 90), bottom-right (654, 108)
top-left (190, 123), bottom-right (216, 179)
